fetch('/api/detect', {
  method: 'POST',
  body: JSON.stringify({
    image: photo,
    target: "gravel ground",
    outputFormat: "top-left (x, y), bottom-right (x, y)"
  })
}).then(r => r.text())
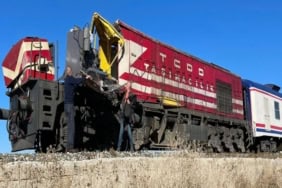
top-left (0, 150), bottom-right (192, 163)
top-left (0, 150), bottom-right (282, 163)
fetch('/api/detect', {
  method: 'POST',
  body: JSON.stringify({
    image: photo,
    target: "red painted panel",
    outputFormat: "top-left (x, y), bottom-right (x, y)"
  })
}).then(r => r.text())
top-left (117, 21), bottom-right (244, 120)
top-left (2, 37), bottom-right (53, 87)
top-left (20, 50), bottom-right (54, 85)
top-left (2, 39), bottom-right (22, 72)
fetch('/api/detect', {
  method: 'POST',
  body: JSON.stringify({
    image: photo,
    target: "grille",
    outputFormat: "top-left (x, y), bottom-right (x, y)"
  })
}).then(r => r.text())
top-left (216, 80), bottom-right (232, 113)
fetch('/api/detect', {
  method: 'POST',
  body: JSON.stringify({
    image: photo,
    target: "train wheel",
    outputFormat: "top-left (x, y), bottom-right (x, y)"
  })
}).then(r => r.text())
top-left (270, 140), bottom-right (277, 152)
top-left (207, 125), bottom-right (223, 152)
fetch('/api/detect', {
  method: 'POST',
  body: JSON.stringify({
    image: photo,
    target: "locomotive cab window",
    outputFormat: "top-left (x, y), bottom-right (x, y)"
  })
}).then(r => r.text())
top-left (274, 101), bottom-right (280, 120)
top-left (216, 80), bottom-right (232, 113)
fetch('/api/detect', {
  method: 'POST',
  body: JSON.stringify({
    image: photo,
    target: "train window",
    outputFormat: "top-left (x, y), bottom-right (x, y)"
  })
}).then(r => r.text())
top-left (274, 101), bottom-right (280, 120)
top-left (216, 80), bottom-right (232, 113)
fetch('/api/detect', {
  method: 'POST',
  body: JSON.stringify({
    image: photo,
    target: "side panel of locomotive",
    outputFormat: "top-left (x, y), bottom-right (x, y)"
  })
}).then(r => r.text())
top-left (117, 21), bottom-right (244, 120)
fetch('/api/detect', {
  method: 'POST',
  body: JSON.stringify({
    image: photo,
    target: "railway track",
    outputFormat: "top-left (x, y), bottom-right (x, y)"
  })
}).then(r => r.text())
top-left (0, 150), bottom-right (282, 163)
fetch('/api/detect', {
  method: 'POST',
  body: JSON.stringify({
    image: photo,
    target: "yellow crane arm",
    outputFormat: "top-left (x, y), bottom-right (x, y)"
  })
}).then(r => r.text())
top-left (90, 12), bottom-right (125, 76)
top-left (90, 12), bottom-right (124, 46)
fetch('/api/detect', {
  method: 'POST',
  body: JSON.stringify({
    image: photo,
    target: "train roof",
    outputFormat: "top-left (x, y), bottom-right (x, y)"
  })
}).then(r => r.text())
top-left (242, 79), bottom-right (282, 98)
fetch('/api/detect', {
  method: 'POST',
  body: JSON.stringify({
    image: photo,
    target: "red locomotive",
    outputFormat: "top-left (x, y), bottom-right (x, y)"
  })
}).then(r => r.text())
top-left (0, 13), bottom-right (281, 153)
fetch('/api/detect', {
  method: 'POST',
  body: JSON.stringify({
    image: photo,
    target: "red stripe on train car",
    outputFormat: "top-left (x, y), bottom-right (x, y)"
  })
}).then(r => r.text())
top-left (256, 123), bottom-right (266, 128)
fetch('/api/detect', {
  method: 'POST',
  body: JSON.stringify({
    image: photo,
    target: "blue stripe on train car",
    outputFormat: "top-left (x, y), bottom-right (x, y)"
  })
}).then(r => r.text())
top-left (256, 128), bottom-right (282, 135)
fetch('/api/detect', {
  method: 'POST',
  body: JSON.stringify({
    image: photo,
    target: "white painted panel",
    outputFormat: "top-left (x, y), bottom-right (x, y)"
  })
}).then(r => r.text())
top-left (263, 97), bottom-right (271, 130)
top-left (250, 87), bottom-right (282, 138)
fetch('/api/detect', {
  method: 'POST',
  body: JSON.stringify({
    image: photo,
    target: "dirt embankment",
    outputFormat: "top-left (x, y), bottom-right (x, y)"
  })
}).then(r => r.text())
top-left (0, 152), bottom-right (282, 188)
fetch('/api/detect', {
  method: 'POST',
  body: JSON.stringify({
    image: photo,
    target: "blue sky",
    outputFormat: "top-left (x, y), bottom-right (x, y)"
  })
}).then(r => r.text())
top-left (0, 0), bottom-right (282, 153)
